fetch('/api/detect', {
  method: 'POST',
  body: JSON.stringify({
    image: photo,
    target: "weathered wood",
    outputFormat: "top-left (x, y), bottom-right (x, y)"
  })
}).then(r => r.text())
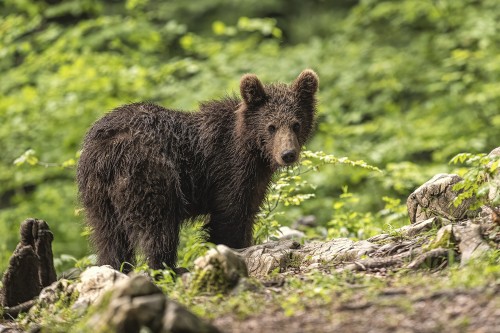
top-left (407, 174), bottom-right (472, 223)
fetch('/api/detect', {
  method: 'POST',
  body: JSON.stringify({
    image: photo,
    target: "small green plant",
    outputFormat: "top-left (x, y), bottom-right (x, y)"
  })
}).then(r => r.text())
top-left (328, 191), bottom-right (409, 241)
top-left (450, 152), bottom-right (500, 210)
top-left (53, 253), bottom-right (94, 273)
top-left (254, 150), bottom-right (382, 243)
top-left (327, 186), bottom-right (379, 239)
top-left (379, 196), bottom-right (408, 225)
top-left (177, 222), bottom-right (213, 269)
top-left (14, 149), bottom-right (80, 168)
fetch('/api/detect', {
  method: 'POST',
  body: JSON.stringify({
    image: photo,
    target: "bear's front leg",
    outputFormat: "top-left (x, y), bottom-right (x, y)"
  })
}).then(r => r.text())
top-left (204, 212), bottom-right (255, 249)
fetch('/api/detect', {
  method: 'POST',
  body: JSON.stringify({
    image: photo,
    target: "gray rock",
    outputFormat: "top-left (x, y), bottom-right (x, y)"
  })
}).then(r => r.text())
top-left (229, 277), bottom-right (262, 295)
top-left (293, 215), bottom-right (317, 228)
top-left (109, 271), bottom-right (158, 299)
top-left (103, 294), bottom-right (166, 332)
top-left (238, 238), bottom-right (379, 277)
top-left (73, 265), bottom-right (128, 310)
top-left (192, 245), bottom-right (248, 293)
top-left (453, 221), bottom-right (492, 265)
top-left (398, 217), bottom-right (447, 237)
top-left (38, 279), bottom-right (75, 306)
top-left (83, 275), bottom-right (163, 332)
top-left (267, 226), bottom-right (305, 241)
top-left (432, 224), bottom-right (455, 248)
top-left (162, 300), bottom-right (220, 333)
top-left (21, 279), bottom-right (77, 329)
top-left (407, 173), bottom-right (473, 223)
top-left (237, 240), bottom-right (300, 276)
top-left (81, 274), bottom-right (220, 333)
top-left (299, 238), bottom-right (379, 263)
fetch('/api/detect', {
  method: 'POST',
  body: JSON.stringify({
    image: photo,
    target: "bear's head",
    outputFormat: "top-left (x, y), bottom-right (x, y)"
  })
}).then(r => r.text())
top-left (237, 69), bottom-right (319, 170)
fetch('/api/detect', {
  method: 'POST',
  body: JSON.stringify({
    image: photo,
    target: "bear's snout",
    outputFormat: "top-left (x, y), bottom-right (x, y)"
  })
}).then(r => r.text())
top-left (273, 128), bottom-right (300, 167)
top-left (281, 150), bottom-right (297, 164)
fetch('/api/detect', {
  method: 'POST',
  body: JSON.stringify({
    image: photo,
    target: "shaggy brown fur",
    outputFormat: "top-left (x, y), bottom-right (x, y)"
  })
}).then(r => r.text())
top-left (77, 69), bottom-right (319, 270)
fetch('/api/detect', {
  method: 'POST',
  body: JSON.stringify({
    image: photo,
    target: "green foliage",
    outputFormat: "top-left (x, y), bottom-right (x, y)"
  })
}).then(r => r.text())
top-left (1, 0), bottom-right (499, 274)
top-left (254, 151), bottom-right (382, 243)
top-left (450, 152), bottom-right (500, 210)
top-left (326, 190), bottom-right (408, 240)
top-left (327, 186), bottom-right (379, 240)
top-left (177, 222), bottom-right (213, 269)
top-left (14, 149), bottom-right (79, 168)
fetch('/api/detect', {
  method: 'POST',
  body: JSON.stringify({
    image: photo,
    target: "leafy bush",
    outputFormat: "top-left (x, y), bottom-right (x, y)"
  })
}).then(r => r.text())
top-left (255, 151), bottom-right (382, 243)
top-left (450, 152), bottom-right (500, 210)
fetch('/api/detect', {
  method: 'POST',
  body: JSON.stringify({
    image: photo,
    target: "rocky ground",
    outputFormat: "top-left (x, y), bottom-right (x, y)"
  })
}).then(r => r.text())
top-left (211, 209), bottom-right (500, 333)
top-left (1, 165), bottom-right (499, 332)
top-left (212, 150), bottom-right (500, 333)
top-left (214, 285), bottom-right (499, 333)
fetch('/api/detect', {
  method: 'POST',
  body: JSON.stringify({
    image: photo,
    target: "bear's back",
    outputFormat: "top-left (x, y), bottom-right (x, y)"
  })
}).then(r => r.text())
top-left (83, 103), bottom-right (194, 145)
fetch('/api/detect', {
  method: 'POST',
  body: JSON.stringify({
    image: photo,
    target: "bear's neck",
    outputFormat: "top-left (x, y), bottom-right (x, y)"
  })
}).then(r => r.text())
top-left (196, 98), bottom-right (274, 176)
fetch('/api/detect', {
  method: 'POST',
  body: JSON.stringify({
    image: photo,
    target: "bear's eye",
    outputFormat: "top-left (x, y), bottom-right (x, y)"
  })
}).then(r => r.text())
top-left (268, 124), bottom-right (276, 134)
top-left (292, 122), bottom-right (301, 133)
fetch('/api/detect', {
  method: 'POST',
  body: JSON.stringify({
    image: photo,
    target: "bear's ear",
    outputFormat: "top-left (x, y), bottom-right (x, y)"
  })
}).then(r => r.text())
top-left (292, 69), bottom-right (319, 101)
top-left (240, 74), bottom-right (266, 106)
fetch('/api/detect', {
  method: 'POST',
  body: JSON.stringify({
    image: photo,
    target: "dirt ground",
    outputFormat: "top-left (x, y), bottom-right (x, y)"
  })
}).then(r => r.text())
top-left (209, 215), bottom-right (500, 333)
top-left (213, 282), bottom-right (500, 333)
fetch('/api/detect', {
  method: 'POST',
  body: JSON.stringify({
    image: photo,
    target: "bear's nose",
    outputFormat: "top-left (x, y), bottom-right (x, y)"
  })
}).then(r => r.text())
top-left (281, 150), bottom-right (297, 164)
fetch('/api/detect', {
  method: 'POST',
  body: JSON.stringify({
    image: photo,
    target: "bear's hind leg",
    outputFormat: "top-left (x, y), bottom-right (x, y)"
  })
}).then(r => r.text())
top-left (90, 223), bottom-right (135, 272)
top-left (138, 217), bottom-right (180, 270)
top-left (111, 153), bottom-right (184, 270)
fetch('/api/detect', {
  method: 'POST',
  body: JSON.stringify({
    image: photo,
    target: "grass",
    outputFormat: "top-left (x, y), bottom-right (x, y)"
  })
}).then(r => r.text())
top-left (1, 231), bottom-right (498, 332)
top-left (162, 249), bottom-right (499, 321)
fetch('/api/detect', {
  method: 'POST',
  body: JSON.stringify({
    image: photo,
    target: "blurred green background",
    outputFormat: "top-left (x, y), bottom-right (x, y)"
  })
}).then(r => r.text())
top-left (1, 0), bottom-right (499, 273)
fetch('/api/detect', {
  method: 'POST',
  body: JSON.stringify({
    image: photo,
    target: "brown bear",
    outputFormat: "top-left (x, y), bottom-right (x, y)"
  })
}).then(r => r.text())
top-left (77, 69), bottom-right (319, 271)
